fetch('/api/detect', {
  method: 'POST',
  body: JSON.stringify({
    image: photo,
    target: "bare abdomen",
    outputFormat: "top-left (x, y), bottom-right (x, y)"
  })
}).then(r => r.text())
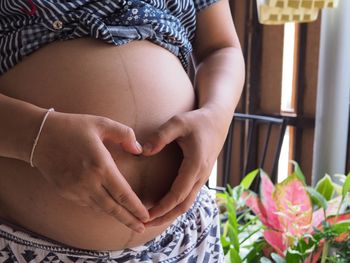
top-left (0, 38), bottom-right (195, 250)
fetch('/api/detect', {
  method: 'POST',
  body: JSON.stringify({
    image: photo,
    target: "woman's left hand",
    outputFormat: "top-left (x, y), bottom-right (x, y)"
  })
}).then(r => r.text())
top-left (142, 107), bottom-right (230, 227)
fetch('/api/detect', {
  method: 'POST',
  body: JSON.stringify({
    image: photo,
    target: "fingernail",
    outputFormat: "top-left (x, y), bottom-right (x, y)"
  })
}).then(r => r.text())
top-left (135, 141), bottom-right (143, 152)
top-left (143, 143), bottom-right (152, 153)
top-left (140, 216), bottom-right (149, 223)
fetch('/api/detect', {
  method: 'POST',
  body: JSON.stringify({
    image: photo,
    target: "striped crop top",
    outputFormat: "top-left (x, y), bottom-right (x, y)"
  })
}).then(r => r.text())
top-left (0, 0), bottom-right (220, 76)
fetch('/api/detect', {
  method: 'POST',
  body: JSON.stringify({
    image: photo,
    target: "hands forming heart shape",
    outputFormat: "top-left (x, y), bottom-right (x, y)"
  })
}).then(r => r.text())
top-left (32, 108), bottom-right (226, 233)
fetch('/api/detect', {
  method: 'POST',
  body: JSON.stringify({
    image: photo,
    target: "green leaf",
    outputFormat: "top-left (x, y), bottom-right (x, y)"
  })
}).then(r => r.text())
top-left (229, 247), bottom-right (242, 263)
top-left (240, 169), bottom-right (259, 190)
top-left (228, 224), bottom-right (239, 251)
top-left (223, 221), bottom-right (229, 237)
top-left (244, 239), bottom-right (266, 263)
top-left (330, 220), bottom-right (350, 235)
top-left (290, 160), bottom-right (306, 184)
top-left (216, 192), bottom-right (227, 200)
top-left (306, 186), bottom-right (328, 211)
top-left (227, 198), bottom-right (238, 230)
top-left (220, 236), bottom-right (230, 248)
top-left (333, 174), bottom-right (347, 194)
top-left (286, 249), bottom-right (302, 263)
top-left (232, 185), bottom-right (244, 203)
top-left (292, 237), bottom-right (317, 258)
top-left (333, 182), bottom-right (343, 195)
top-left (227, 184), bottom-right (234, 196)
top-left (338, 172), bottom-right (350, 215)
top-left (342, 172), bottom-right (350, 198)
top-left (295, 238), bottom-right (308, 254)
top-left (271, 253), bottom-right (286, 263)
top-left (334, 173), bottom-right (347, 182)
top-left (315, 174), bottom-right (335, 201)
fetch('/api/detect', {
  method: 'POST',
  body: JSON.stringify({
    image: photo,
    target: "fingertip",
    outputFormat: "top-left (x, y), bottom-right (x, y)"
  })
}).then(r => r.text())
top-left (134, 205), bottom-right (150, 223)
top-left (135, 141), bottom-right (143, 153)
top-left (142, 143), bottom-right (153, 154)
top-left (144, 222), bottom-right (155, 228)
top-left (143, 215), bottom-right (154, 223)
top-left (142, 143), bottom-right (164, 157)
top-left (144, 218), bottom-right (162, 228)
top-left (140, 214), bottom-right (150, 223)
top-left (148, 207), bottom-right (162, 221)
top-left (121, 143), bottom-right (142, 155)
top-left (135, 224), bottom-right (145, 234)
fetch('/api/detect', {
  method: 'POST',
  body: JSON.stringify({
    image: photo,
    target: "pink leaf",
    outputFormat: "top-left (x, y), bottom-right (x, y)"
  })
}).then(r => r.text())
top-left (260, 171), bottom-right (283, 231)
top-left (312, 195), bottom-right (343, 228)
top-left (243, 191), bottom-right (269, 227)
top-left (326, 196), bottom-right (343, 216)
top-left (273, 175), bottom-right (313, 238)
top-left (263, 229), bottom-right (287, 256)
top-left (312, 208), bottom-right (325, 228)
top-left (325, 212), bottom-right (350, 225)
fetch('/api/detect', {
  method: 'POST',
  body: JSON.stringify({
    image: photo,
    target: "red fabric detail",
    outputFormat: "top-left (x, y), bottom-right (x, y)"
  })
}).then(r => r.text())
top-left (21, 0), bottom-right (37, 16)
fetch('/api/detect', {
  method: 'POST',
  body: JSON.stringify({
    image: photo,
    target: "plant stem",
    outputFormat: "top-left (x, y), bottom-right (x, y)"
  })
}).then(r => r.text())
top-left (237, 209), bottom-right (251, 222)
top-left (321, 241), bottom-right (329, 263)
top-left (240, 227), bottom-right (263, 245)
top-left (240, 218), bottom-right (257, 233)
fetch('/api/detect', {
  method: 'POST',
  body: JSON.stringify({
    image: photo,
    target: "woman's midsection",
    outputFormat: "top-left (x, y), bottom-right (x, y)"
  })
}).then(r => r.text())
top-left (0, 38), bottom-right (196, 250)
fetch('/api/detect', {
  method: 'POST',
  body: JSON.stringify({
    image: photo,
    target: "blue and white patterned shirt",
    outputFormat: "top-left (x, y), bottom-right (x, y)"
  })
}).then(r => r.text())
top-left (0, 0), bottom-right (220, 75)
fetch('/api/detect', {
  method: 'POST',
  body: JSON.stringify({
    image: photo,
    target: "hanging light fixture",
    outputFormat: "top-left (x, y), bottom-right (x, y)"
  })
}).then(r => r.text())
top-left (257, 0), bottom-right (339, 24)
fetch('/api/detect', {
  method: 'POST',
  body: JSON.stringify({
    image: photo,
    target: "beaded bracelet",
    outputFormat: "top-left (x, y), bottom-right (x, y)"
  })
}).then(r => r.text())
top-left (30, 108), bottom-right (55, 167)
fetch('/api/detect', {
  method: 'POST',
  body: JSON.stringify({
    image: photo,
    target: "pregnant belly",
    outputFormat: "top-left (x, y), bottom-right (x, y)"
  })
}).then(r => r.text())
top-left (0, 38), bottom-right (196, 250)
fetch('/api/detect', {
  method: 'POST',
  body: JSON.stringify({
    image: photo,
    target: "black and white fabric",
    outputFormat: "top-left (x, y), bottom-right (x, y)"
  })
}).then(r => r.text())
top-left (0, 0), bottom-right (221, 75)
top-left (0, 186), bottom-right (225, 263)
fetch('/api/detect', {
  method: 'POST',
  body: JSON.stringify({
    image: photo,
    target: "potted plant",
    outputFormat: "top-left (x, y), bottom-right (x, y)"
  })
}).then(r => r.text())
top-left (217, 163), bottom-right (350, 262)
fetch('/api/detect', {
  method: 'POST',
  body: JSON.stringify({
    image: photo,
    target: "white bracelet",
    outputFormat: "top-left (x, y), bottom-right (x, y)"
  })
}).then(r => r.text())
top-left (30, 108), bottom-right (55, 168)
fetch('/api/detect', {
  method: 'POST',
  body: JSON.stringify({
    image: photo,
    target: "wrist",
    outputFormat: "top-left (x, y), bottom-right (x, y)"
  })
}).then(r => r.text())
top-left (29, 108), bottom-right (55, 167)
top-left (0, 93), bottom-right (56, 163)
top-left (17, 107), bottom-right (52, 163)
top-left (199, 103), bottom-right (234, 128)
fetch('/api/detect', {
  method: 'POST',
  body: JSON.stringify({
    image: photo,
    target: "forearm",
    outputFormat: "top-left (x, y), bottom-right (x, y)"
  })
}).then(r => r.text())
top-left (0, 93), bottom-right (48, 162)
top-left (194, 46), bottom-right (245, 129)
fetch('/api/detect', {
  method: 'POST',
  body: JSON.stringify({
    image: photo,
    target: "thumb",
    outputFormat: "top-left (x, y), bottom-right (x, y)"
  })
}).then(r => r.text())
top-left (101, 119), bottom-right (142, 155)
top-left (142, 116), bottom-right (187, 156)
top-left (121, 139), bottom-right (143, 155)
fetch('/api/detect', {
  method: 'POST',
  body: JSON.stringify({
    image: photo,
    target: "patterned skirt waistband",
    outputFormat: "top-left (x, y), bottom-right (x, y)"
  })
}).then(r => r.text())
top-left (0, 186), bottom-right (220, 262)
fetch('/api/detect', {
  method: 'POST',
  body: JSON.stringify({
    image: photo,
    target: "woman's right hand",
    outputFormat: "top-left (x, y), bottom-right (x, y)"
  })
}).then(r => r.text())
top-left (31, 110), bottom-right (149, 233)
